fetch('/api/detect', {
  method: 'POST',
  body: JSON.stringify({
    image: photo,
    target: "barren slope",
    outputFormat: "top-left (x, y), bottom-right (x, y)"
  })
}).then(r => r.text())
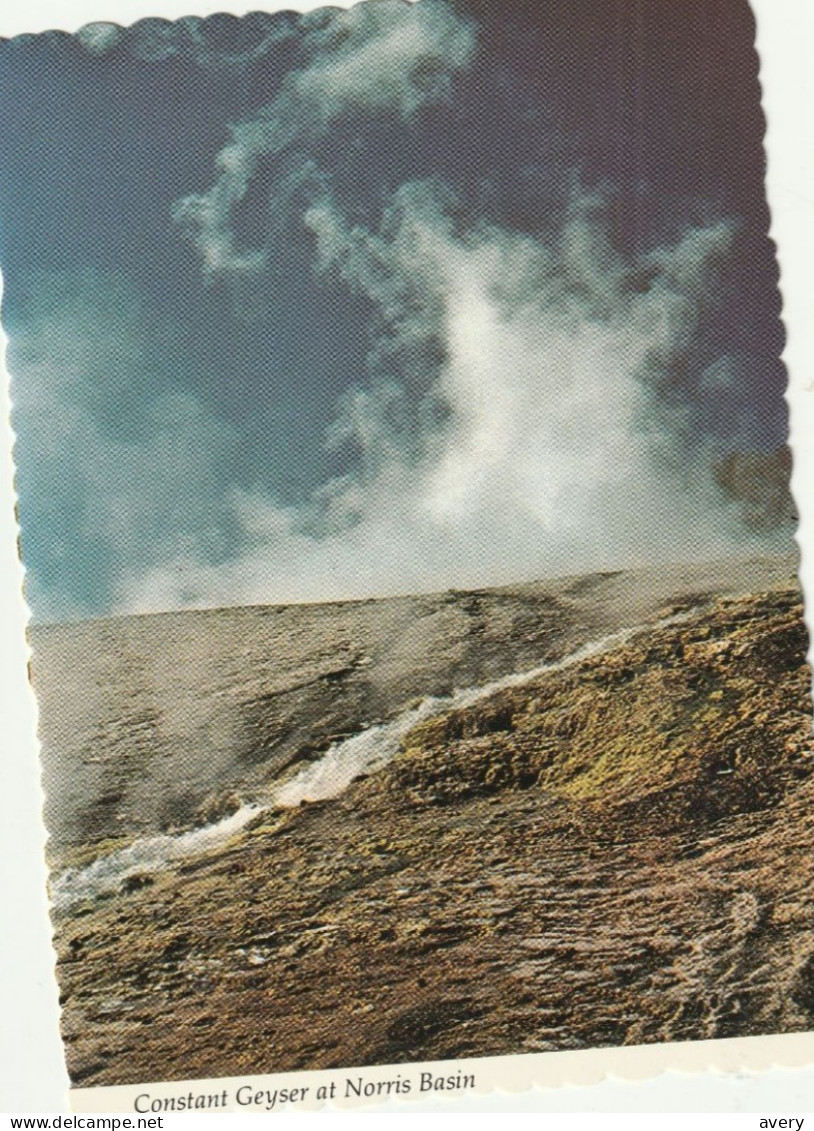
top-left (32, 554), bottom-right (795, 855)
top-left (53, 580), bottom-right (814, 1087)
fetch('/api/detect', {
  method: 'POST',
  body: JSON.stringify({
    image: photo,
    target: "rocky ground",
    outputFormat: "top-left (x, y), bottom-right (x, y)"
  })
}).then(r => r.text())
top-left (46, 564), bottom-right (814, 1087)
top-left (32, 554), bottom-right (795, 858)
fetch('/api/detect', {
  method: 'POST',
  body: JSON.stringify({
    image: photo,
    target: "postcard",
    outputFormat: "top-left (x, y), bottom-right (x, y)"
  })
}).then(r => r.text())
top-left (1, 0), bottom-right (813, 1113)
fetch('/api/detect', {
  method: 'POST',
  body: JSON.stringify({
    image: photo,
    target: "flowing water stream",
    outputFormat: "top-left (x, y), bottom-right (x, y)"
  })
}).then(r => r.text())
top-left (51, 612), bottom-right (693, 912)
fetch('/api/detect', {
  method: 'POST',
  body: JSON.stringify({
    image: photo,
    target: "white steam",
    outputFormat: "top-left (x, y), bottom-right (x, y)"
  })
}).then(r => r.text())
top-left (172, 1), bottom-right (476, 274)
top-left (17, 2), bottom-right (784, 621)
top-left (139, 0), bottom-right (782, 616)
top-left (129, 181), bottom-right (764, 614)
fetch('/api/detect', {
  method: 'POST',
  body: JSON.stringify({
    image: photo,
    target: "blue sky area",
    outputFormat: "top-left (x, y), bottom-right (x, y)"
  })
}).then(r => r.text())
top-left (0, 0), bottom-right (794, 620)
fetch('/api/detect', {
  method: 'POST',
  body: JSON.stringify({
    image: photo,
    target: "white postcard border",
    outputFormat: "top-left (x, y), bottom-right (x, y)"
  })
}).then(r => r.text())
top-left (1, 0), bottom-right (813, 1114)
top-left (68, 1034), bottom-right (814, 1114)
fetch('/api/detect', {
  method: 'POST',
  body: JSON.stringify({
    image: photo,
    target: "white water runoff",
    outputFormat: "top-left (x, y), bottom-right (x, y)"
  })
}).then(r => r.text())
top-left (51, 612), bottom-right (693, 912)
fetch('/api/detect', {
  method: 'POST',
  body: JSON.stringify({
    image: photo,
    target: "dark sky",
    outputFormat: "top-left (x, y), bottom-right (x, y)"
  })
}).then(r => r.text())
top-left (0, 0), bottom-right (793, 620)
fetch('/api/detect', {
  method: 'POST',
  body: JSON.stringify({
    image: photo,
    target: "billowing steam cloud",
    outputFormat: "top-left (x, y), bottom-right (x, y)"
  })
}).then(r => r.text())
top-left (112, 0), bottom-right (791, 616)
top-left (173, 1), bottom-right (476, 274)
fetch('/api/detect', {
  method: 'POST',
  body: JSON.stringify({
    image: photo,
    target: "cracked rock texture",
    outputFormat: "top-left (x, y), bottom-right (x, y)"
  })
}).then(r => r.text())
top-left (36, 557), bottom-right (814, 1086)
top-left (33, 554), bottom-right (795, 856)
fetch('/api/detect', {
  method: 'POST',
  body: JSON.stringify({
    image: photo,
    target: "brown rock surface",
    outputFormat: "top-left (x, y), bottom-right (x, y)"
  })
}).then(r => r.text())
top-left (50, 575), bottom-right (814, 1087)
top-left (32, 554), bottom-right (796, 856)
